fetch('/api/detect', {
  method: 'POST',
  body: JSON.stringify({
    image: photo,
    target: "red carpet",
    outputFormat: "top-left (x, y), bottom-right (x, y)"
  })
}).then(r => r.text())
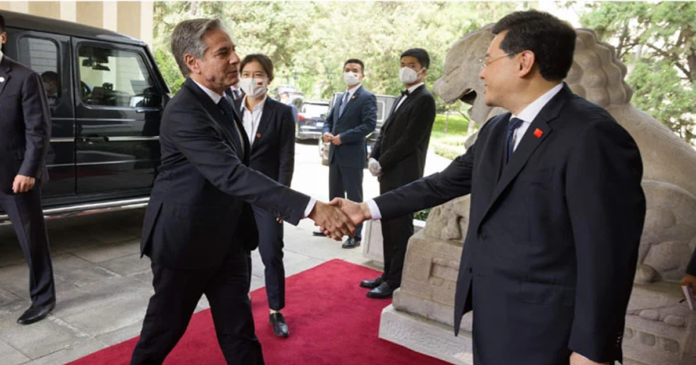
top-left (68, 259), bottom-right (448, 365)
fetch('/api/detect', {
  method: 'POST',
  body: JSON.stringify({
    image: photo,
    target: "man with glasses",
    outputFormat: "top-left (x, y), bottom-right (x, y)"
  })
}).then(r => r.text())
top-left (332, 10), bottom-right (645, 365)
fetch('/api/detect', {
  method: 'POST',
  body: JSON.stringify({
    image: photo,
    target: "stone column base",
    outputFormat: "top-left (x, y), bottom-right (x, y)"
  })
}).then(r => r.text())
top-left (379, 305), bottom-right (473, 365)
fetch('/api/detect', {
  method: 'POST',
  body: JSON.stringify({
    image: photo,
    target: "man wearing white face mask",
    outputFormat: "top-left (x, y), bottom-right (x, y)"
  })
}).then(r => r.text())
top-left (360, 48), bottom-right (436, 299)
top-left (235, 54), bottom-right (296, 338)
top-left (320, 59), bottom-right (377, 248)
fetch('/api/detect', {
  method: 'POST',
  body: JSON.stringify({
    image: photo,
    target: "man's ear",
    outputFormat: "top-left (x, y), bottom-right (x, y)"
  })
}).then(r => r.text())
top-left (184, 54), bottom-right (200, 75)
top-left (0, 32), bottom-right (7, 45)
top-left (518, 51), bottom-right (535, 78)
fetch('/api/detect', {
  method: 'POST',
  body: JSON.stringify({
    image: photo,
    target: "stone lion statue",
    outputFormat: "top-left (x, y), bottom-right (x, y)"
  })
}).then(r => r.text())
top-left (429, 26), bottom-right (696, 285)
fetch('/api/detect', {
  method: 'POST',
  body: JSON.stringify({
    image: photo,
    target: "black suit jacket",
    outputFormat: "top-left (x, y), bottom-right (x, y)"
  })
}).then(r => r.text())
top-left (374, 85), bottom-right (645, 364)
top-left (322, 86), bottom-right (377, 168)
top-left (370, 85), bottom-right (436, 188)
top-left (0, 56), bottom-right (51, 193)
top-left (233, 97), bottom-right (295, 187)
top-left (688, 249), bottom-right (696, 276)
top-left (140, 78), bottom-right (310, 269)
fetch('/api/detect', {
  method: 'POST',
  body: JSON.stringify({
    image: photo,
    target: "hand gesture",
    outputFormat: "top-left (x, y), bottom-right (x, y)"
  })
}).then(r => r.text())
top-left (368, 158), bottom-right (382, 177)
top-left (681, 274), bottom-right (696, 299)
top-left (308, 201), bottom-right (355, 240)
top-left (329, 198), bottom-right (371, 227)
top-left (331, 135), bottom-right (342, 146)
top-left (322, 132), bottom-right (334, 143)
top-left (13, 175), bottom-right (36, 193)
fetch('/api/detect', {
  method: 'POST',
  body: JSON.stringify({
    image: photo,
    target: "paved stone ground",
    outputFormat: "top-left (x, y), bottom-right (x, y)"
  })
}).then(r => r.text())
top-left (0, 142), bottom-right (453, 364)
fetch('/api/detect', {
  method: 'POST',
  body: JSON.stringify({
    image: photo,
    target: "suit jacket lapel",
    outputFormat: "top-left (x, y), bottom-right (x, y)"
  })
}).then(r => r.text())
top-left (476, 86), bottom-right (571, 232)
top-left (338, 86), bottom-right (362, 122)
top-left (184, 78), bottom-right (246, 159)
top-left (0, 57), bottom-right (12, 97)
top-left (253, 98), bottom-right (276, 149)
top-left (383, 85), bottom-right (424, 133)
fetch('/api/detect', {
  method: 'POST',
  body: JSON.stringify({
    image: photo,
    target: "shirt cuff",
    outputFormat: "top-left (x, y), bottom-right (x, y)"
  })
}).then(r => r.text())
top-left (366, 199), bottom-right (382, 220)
top-left (304, 198), bottom-right (317, 218)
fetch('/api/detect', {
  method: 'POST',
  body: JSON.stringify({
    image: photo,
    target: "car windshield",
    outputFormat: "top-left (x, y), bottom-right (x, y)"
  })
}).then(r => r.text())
top-left (302, 103), bottom-right (329, 117)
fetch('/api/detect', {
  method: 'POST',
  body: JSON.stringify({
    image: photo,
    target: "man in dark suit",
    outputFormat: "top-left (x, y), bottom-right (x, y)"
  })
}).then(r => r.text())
top-left (235, 54), bottom-right (296, 338)
top-left (361, 48), bottom-right (436, 299)
top-left (333, 11), bottom-right (645, 365)
top-left (0, 13), bottom-right (56, 325)
top-left (320, 59), bottom-right (377, 248)
top-left (130, 19), bottom-right (353, 365)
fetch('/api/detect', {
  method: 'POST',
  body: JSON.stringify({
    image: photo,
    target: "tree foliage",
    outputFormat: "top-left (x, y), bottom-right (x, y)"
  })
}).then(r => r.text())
top-left (579, 1), bottom-right (696, 144)
top-left (151, 1), bottom-right (527, 111)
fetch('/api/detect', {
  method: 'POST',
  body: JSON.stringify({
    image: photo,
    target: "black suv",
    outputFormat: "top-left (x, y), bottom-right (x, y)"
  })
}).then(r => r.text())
top-left (0, 11), bottom-right (169, 224)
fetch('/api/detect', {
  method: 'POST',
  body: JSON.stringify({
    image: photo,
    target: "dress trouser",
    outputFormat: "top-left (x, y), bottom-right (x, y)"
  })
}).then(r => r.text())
top-left (379, 184), bottom-right (413, 288)
top-left (252, 206), bottom-right (286, 311)
top-left (329, 163), bottom-right (364, 239)
top-left (0, 187), bottom-right (55, 306)
top-left (131, 249), bottom-right (263, 365)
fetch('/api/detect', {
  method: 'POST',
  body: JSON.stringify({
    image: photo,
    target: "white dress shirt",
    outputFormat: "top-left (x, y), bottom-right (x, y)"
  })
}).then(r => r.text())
top-left (0, 50), bottom-right (4, 64)
top-left (394, 82), bottom-right (424, 112)
top-left (190, 79), bottom-right (316, 217)
top-left (367, 82), bottom-right (564, 220)
top-left (239, 95), bottom-right (267, 145)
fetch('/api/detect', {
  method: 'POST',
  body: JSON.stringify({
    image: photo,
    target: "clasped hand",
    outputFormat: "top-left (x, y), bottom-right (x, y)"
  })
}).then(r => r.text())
top-left (308, 201), bottom-right (355, 240)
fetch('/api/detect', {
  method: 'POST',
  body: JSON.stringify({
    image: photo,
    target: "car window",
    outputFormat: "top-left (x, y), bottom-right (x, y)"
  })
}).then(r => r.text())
top-left (376, 100), bottom-right (386, 122)
top-left (78, 45), bottom-right (155, 108)
top-left (302, 103), bottom-right (329, 117)
top-left (17, 37), bottom-right (60, 106)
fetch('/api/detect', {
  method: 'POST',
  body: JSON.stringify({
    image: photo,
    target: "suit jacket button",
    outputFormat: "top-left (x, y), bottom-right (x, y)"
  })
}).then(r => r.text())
top-left (479, 233), bottom-right (487, 241)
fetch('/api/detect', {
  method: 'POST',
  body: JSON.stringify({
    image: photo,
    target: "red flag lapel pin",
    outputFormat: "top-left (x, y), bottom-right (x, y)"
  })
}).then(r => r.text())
top-left (534, 128), bottom-right (543, 138)
top-left (256, 133), bottom-right (262, 138)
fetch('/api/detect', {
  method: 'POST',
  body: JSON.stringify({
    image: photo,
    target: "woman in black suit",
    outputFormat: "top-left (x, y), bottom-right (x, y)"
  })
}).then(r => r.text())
top-left (236, 54), bottom-right (296, 338)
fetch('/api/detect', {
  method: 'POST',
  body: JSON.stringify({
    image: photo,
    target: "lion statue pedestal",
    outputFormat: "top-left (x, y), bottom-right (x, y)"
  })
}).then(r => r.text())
top-left (378, 27), bottom-right (696, 365)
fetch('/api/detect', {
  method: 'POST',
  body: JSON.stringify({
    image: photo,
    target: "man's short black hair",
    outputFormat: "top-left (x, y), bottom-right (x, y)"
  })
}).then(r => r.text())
top-left (343, 59), bottom-right (365, 73)
top-left (0, 12), bottom-right (6, 34)
top-left (492, 10), bottom-right (576, 81)
top-left (400, 48), bottom-right (430, 70)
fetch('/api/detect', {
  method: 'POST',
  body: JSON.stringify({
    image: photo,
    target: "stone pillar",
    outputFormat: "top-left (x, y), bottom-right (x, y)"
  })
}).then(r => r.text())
top-left (28, 1), bottom-right (61, 20)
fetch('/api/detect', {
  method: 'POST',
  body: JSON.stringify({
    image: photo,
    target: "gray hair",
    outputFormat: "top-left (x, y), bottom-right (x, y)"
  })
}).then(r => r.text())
top-left (171, 18), bottom-right (226, 77)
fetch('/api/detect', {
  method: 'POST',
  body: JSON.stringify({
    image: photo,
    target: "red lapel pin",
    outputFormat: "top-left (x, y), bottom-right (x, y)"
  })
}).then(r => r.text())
top-left (256, 133), bottom-right (261, 138)
top-left (533, 128), bottom-right (543, 138)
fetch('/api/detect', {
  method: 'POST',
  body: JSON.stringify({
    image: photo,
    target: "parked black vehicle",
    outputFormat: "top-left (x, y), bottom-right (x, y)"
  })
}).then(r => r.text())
top-left (296, 100), bottom-right (330, 140)
top-left (0, 11), bottom-right (170, 224)
top-left (319, 92), bottom-right (397, 166)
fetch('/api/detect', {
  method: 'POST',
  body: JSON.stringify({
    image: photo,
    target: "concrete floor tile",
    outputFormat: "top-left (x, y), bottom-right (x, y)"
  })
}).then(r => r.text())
top-left (0, 340), bottom-right (30, 365)
top-left (0, 287), bottom-right (26, 318)
top-left (52, 254), bottom-right (120, 288)
top-left (95, 320), bottom-right (143, 347)
top-left (20, 339), bottom-right (107, 365)
top-left (0, 310), bottom-right (89, 359)
top-left (68, 240), bottom-right (140, 264)
top-left (54, 277), bottom-right (151, 337)
top-left (98, 252), bottom-right (151, 277)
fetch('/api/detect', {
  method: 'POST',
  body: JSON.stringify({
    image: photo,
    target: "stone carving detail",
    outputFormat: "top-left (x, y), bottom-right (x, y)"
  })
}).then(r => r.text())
top-left (380, 26), bottom-right (696, 365)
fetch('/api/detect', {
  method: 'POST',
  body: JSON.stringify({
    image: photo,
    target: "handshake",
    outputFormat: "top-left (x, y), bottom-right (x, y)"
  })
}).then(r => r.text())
top-left (307, 198), bottom-right (373, 240)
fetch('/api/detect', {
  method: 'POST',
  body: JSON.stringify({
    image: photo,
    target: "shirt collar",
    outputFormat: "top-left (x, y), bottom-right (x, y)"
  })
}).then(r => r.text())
top-left (0, 50), bottom-right (4, 64)
top-left (191, 78), bottom-right (225, 104)
top-left (240, 94), bottom-right (268, 112)
top-left (512, 83), bottom-right (564, 123)
top-left (345, 84), bottom-right (361, 98)
top-left (406, 82), bottom-right (424, 94)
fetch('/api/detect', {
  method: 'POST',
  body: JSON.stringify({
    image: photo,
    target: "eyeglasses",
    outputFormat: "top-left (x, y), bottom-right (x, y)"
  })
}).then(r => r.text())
top-left (478, 53), bottom-right (517, 71)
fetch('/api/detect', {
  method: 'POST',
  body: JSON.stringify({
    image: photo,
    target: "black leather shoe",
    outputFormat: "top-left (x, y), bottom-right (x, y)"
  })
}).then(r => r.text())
top-left (17, 301), bottom-right (55, 325)
top-left (360, 276), bottom-right (384, 289)
top-left (342, 237), bottom-right (361, 249)
top-left (367, 282), bottom-right (395, 299)
top-left (313, 230), bottom-right (326, 237)
top-left (269, 312), bottom-right (289, 338)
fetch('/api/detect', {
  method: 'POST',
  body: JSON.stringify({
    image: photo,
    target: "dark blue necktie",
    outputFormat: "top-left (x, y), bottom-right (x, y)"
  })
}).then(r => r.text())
top-left (218, 96), bottom-right (245, 154)
top-left (506, 117), bottom-right (524, 164)
top-left (338, 92), bottom-right (350, 118)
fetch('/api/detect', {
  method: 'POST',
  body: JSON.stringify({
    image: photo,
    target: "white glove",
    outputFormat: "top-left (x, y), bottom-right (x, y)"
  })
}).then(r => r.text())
top-left (368, 158), bottom-right (382, 177)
